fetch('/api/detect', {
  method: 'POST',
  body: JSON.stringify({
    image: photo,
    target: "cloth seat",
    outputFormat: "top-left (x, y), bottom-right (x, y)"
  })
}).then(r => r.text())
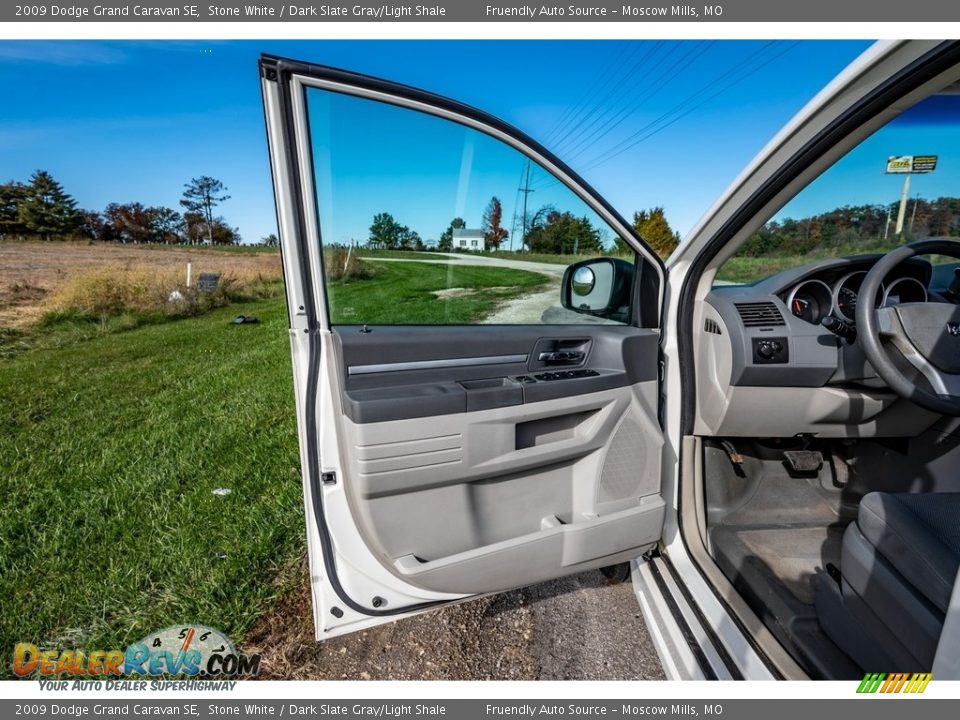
top-left (857, 492), bottom-right (960, 613)
top-left (815, 492), bottom-right (960, 672)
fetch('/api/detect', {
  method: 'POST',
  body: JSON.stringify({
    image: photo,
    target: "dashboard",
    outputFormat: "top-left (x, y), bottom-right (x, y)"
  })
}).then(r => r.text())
top-left (696, 255), bottom-right (955, 438)
top-left (703, 255), bottom-right (950, 390)
top-left (781, 261), bottom-right (930, 326)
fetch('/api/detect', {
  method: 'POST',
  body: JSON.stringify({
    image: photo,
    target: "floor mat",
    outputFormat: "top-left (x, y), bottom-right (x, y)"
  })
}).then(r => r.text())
top-left (721, 474), bottom-right (844, 528)
top-left (737, 526), bottom-right (843, 604)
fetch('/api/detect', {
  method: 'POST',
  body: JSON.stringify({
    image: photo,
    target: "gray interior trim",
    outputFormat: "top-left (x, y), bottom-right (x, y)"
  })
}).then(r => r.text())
top-left (392, 498), bottom-right (664, 594)
top-left (933, 566), bottom-right (960, 679)
top-left (348, 354), bottom-right (529, 376)
top-left (676, 436), bottom-right (808, 679)
top-left (337, 325), bottom-right (659, 424)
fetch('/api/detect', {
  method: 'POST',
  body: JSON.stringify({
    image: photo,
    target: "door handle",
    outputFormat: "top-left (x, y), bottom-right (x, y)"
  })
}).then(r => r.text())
top-left (538, 350), bottom-right (585, 364)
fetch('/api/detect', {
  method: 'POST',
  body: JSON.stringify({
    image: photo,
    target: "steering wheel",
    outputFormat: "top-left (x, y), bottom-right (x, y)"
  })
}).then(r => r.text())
top-left (858, 239), bottom-right (960, 416)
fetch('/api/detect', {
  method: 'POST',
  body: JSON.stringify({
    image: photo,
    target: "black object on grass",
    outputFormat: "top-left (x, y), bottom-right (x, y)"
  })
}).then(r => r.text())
top-left (232, 315), bottom-right (259, 325)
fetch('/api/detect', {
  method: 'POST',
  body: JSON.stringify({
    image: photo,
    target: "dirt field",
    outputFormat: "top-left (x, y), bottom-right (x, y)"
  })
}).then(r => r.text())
top-left (244, 562), bottom-right (666, 681)
top-left (0, 242), bottom-right (282, 327)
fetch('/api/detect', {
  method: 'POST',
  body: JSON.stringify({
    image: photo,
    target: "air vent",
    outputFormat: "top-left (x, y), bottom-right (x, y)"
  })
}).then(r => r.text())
top-left (735, 301), bottom-right (785, 327)
top-left (703, 318), bottom-right (722, 335)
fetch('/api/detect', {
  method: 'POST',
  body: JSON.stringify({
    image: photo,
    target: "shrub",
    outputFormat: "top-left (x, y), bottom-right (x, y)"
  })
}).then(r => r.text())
top-left (324, 246), bottom-right (382, 282)
top-left (42, 264), bottom-right (284, 324)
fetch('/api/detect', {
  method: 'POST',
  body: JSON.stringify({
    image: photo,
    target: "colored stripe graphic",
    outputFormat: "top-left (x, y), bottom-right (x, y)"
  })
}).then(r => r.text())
top-left (858, 672), bottom-right (931, 693)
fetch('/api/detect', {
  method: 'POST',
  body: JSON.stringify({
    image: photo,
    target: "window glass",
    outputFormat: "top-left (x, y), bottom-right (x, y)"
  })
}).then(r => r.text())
top-left (716, 94), bottom-right (960, 286)
top-left (307, 87), bottom-right (634, 325)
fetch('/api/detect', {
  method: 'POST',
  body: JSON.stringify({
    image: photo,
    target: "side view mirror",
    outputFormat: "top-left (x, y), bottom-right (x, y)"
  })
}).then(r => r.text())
top-left (560, 257), bottom-right (634, 320)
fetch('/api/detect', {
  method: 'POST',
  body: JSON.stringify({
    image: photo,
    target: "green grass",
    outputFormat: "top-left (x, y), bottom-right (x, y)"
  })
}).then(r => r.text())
top-left (479, 250), bottom-right (616, 265)
top-left (0, 296), bottom-right (303, 671)
top-left (0, 281), bottom-right (287, 361)
top-left (355, 249), bottom-right (623, 266)
top-left (328, 261), bottom-right (549, 324)
top-left (356, 249), bottom-right (450, 261)
top-left (715, 255), bottom-right (809, 284)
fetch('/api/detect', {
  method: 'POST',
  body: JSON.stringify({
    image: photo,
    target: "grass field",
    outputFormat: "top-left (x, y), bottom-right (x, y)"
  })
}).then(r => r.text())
top-left (328, 261), bottom-right (549, 324)
top-left (0, 295), bottom-right (303, 672)
top-left (714, 255), bottom-right (807, 284)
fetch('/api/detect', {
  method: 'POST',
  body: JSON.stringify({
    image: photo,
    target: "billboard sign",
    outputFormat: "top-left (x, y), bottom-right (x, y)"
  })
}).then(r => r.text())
top-left (886, 155), bottom-right (938, 173)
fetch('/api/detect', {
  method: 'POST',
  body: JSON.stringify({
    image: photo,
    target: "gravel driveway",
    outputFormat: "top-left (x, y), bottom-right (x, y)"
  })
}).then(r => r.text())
top-left (246, 566), bottom-right (665, 680)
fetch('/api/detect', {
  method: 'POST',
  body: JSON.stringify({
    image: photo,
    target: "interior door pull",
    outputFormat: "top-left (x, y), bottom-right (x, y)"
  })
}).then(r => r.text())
top-left (538, 351), bottom-right (585, 363)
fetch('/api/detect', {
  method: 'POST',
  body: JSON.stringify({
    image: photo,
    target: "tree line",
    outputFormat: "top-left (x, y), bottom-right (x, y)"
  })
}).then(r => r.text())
top-left (0, 171), bottom-right (240, 245)
top-left (741, 197), bottom-right (960, 257)
top-left (364, 196), bottom-right (681, 259)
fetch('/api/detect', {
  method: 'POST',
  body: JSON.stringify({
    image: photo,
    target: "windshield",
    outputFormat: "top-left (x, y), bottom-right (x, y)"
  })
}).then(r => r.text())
top-left (716, 92), bottom-right (960, 285)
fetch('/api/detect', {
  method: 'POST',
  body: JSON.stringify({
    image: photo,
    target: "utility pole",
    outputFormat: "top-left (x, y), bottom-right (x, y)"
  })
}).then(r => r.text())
top-left (884, 204), bottom-right (892, 241)
top-left (518, 160), bottom-right (535, 253)
top-left (895, 174), bottom-right (911, 236)
top-left (910, 193), bottom-right (922, 234)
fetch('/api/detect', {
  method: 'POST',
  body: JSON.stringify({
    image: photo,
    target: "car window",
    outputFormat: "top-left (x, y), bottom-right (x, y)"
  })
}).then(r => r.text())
top-left (716, 93), bottom-right (960, 286)
top-left (306, 87), bottom-right (635, 325)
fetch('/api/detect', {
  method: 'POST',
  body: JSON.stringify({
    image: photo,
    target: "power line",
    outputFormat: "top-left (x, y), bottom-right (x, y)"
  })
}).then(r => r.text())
top-left (580, 42), bottom-right (799, 173)
top-left (560, 41), bottom-right (715, 164)
top-left (542, 42), bottom-right (642, 146)
top-left (550, 41), bottom-right (673, 154)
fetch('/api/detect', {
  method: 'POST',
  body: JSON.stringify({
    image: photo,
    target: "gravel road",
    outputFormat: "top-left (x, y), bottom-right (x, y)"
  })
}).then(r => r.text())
top-left (246, 567), bottom-right (665, 680)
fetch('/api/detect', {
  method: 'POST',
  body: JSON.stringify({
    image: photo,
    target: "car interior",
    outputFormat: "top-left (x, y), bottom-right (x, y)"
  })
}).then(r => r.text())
top-left (687, 83), bottom-right (960, 679)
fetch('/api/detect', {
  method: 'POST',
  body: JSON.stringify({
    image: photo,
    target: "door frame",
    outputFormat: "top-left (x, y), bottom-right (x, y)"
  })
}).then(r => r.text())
top-left (260, 53), bottom-right (671, 631)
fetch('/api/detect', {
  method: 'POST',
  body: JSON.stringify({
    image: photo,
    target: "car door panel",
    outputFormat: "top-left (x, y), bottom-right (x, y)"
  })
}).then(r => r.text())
top-left (330, 325), bottom-right (664, 595)
top-left (260, 54), bottom-right (668, 635)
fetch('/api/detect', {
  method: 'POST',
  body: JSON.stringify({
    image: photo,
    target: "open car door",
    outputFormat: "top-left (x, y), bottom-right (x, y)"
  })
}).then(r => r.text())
top-left (260, 55), bottom-right (670, 638)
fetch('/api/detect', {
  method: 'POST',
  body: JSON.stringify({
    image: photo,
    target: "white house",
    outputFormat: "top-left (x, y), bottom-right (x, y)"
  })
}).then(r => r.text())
top-left (452, 228), bottom-right (486, 252)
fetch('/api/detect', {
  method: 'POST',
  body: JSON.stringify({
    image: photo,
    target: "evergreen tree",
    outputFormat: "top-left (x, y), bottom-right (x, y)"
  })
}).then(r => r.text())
top-left (18, 171), bottom-right (80, 240)
top-left (0, 181), bottom-right (28, 240)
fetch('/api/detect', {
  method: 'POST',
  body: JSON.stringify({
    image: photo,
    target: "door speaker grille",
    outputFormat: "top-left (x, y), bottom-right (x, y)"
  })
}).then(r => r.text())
top-left (597, 416), bottom-right (646, 504)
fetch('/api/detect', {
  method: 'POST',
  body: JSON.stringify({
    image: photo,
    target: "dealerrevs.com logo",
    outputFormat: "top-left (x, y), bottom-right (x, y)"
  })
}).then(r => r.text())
top-left (13, 625), bottom-right (261, 679)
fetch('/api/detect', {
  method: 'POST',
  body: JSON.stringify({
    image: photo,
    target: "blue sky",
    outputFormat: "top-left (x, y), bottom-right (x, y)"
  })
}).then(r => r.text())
top-left (0, 40), bottom-right (880, 245)
top-left (779, 94), bottom-right (960, 222)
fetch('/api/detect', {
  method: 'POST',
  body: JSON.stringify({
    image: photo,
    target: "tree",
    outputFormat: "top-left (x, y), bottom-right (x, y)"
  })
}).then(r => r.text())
top-left (148, 206), bottom-right (185, 244)
top-left (180, 176), bottom-right (230, 245)
top-left (75, 210), bottom-right (108, 242)
top-left (0, 181), bottom-right (28, 240)
top-left (625, 207), bottom-right (681, 259)
top-left (209, 218), bottom-right (241, 245)
top-left (103, 202), bottom-right (153, 244)
top-left (524, 207), bottom-right (603, 255)
top-left (368, 212), bottom-right (407, 249)
top-left (18, 170), bottom-right (80, 240)
top-left (400, 228), bottom-right (424, 251)
top-left (261, 233), bottom-right (279, 247)
top-left (438, 217), bottom-right (465, 252)
top-left (482, 197), bottom-right (509, 250)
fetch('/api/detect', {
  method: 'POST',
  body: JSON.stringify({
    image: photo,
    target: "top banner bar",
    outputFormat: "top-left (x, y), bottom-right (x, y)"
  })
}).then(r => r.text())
top-left (5, 0), bottom-right (960, 22)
